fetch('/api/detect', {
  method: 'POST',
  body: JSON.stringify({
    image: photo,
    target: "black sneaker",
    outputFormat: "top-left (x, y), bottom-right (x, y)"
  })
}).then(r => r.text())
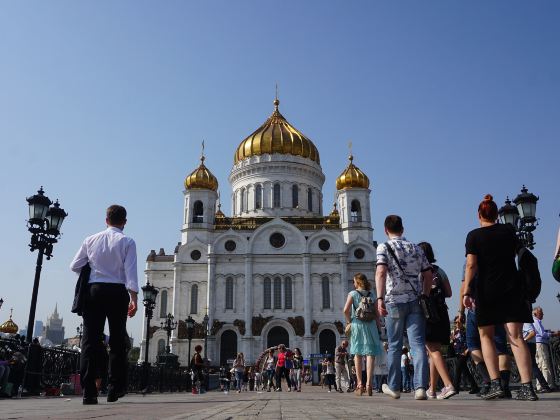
top-left (537, 386), bottom-right (552, 394)
top-left (481, 379), bottom-right (504, 400)
top-left (515, 383), bottom-right (538, 401)
top-left (469, 386), bottom-right (480, 395)
top-left (477, 383), bottom-right (490, 398)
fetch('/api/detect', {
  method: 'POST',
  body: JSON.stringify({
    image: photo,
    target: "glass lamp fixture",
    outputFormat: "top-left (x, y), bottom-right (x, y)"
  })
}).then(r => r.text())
top-left (26, 187), bottom-right (52, 224)
top-left (498, 197), bottom-right (519, 227)
top-left (513, 185), bottom-right (538, 221)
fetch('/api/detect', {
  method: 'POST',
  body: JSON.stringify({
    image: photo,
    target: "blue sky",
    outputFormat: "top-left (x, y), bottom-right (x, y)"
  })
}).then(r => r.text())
top-left (1, 1), bottom-right (559, 344)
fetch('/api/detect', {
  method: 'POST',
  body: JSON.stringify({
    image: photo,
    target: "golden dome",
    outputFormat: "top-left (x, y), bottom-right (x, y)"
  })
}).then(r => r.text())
top-left (234, 99), bottom-right (320, 165)
top-left (215, 203), bottom-right (226, 218)
top-left (185, 156), bottom-right (218, 191)
top-left (336, 155), bottom-right (370, 190)
top-left (0, 310), bottom-right (18, 334)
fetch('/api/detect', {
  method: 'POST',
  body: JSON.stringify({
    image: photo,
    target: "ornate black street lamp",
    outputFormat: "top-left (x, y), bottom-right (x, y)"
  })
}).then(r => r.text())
top-left (25, 187), bottom-right (67, 344)
top-left (76, 323), bottom-right (83, 345)
top-left (498, 185), bottom-right (539, 249)
top-left (203, 313), bottom-right (209, 391)
top-left (186, 315), bottom-right (195, 365)
top-left (160, 313), bottom-right (178, 354)
top-left (141, 280), bottom-right (158, 390)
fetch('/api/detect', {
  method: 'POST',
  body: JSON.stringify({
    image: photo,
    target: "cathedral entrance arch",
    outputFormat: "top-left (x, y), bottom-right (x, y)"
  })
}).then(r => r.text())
top-left (319, 329), bottom-right (336, 356)
top-left (267, 326), bottom-right (289, 348)
top-left (220, 330), bottom-right (238, 366)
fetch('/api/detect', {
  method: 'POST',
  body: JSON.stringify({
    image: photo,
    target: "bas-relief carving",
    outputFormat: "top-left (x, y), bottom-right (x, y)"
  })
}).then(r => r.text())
top-left (252, 314), bottom-right (273, 336)
top-left (233, 319), bottom-right (246, 336)
top-left (287, 316), bottom-right (305, 337)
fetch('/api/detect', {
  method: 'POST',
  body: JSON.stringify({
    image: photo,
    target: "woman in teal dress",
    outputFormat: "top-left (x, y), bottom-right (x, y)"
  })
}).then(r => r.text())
top-left (343, 273), bottom-right (381, 396)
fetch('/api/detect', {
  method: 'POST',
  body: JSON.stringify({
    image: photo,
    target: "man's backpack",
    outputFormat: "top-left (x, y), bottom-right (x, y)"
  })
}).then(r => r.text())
top-left (355, 290), bottom-right (377, 322)
top-left (517, 247), bottom-right (541, 303)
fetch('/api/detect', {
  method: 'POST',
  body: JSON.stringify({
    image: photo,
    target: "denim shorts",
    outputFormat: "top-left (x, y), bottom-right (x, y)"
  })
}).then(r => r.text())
top-left (466, 309), bottom-right (508, 354)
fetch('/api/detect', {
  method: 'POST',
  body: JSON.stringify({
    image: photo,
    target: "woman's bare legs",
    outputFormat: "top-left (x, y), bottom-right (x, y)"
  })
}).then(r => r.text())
top-left (479, 325), bottom-right (500, 380)
top-left (504, 322), bottom-right (532, 383)
top-left (354, 355), bottom-right (363, 389)
top-left (426, 342), bottom-right (453, 388)
top-left (366, 355), bottom-right (375, 389)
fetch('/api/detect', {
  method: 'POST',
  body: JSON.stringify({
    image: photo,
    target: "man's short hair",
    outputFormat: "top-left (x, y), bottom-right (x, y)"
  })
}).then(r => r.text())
top-left (384, 215), bottom-right (403, 234)
top-left (533, 306), bottom-right (542, 314)
top-left (107, 205), bottom-right (127, 225)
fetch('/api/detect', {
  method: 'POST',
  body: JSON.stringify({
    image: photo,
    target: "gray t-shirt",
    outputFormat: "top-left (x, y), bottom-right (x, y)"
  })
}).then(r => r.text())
top-left (376, 237), bottom-right (431, 305)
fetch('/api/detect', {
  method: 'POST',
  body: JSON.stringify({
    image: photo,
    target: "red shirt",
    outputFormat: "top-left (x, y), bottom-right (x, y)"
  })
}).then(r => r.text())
top-left (276, 352), bottom-right (286, 367)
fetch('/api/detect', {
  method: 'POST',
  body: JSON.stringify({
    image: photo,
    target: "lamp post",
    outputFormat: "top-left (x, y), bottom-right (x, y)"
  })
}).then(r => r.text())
top-left (76, 323), bottom-right (83, 346)
top-left (556, 293), bottom-right (560, 304)
top-left (0, 297), bottom-right (3, 310)
top-left (25, 187), bottom-right (68, 343)
top-left (186, 315), bottom-right (195, 365)
top-left (160, 313), bottom-right (178, 354)
top-left (203, 313), bottom-right (209, 391)
top-left (498, 185), bottom-right (539, 249)
top-left (141, 281), bottom-right (158, 391)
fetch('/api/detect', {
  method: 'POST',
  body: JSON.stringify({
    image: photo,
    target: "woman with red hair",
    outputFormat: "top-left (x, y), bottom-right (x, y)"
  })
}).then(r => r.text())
top-left (463, 194), bottom-right (536, 400)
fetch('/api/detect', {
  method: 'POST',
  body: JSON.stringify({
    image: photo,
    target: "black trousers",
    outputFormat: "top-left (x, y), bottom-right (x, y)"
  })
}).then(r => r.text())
top-left (275, 366), bottom-right (291, 389)
top-left (81, 283), bottom-right (129, 397)
top-left (453, 354), bottom-right (478, 391)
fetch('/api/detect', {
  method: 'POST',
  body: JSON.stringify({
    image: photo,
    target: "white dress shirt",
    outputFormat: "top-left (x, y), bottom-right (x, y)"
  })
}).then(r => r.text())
top-left (70, 226), bottom-right (139, 293)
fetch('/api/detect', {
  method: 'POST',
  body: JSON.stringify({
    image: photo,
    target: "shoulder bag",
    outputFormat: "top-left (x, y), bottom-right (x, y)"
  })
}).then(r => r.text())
top-left (384, 243), bottom-right (440, 323)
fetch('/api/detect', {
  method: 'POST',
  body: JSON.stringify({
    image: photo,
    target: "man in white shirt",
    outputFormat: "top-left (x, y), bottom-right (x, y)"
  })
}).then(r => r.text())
top-left (70, 205), bottom-right (138, 405)
top-left (375, 215), bottom-right (432, 401)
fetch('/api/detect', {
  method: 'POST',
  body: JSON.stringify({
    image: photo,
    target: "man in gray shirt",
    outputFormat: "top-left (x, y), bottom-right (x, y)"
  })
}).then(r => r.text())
top-left (70, 205), bottom-right (138, 404)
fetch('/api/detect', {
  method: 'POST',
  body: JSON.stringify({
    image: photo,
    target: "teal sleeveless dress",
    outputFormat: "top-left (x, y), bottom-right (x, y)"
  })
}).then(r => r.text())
top-left (349, 289), bottom-right (381, 356)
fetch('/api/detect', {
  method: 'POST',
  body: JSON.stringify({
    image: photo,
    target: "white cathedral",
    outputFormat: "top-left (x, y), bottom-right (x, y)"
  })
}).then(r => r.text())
top-left (140, 98), bottom-right (376, 366)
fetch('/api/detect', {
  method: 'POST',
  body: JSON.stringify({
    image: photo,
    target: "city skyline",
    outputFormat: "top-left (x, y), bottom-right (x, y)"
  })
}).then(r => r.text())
top-left (1, 1), bottom-right (559, 346)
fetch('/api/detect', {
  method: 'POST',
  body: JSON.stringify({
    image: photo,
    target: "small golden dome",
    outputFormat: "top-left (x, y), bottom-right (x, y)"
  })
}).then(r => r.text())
top-left (234, 98), bottom-right (320, 165)
top-left (0, 309), bottom-right (18, 334)
top-left (185, 156), bottom-right (219, 191)
top-left (336, 155), bottom-right (370, 190)
top-left (215, 203), bottom-right (226, 218)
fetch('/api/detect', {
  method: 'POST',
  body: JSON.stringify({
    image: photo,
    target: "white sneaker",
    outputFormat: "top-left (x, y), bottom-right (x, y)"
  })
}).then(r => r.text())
top-left (415, 388), bottom-right (427, 400)
top-left (382, 384), bottom-right (401, 399)
top-left (437, 385), bottom-right (457, 400)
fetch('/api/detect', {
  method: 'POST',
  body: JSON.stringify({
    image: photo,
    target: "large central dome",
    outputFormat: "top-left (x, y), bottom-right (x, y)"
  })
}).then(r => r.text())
top-left (234, 99), bottom-right (320, 165)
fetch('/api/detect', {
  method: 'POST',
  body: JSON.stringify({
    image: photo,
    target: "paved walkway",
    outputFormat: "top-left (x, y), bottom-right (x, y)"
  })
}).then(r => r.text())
top-left (0, 386), bottom-right (558, 420)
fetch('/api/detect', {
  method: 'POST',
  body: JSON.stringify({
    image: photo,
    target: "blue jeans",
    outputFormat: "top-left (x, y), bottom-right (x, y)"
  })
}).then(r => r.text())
top-left (385, 300), bottom-right (428, 391)
top-left (401, 367), bottom-right (411, 390)
top-left (235, 371), bottom-right (244, 391)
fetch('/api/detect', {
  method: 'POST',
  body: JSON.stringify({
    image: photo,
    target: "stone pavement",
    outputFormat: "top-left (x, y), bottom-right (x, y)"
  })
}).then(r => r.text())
top-left (0, 386), bottom-right (558, 420)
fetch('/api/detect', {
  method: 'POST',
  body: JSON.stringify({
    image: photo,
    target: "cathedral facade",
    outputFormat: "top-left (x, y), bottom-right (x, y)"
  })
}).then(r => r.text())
top-left (139, 98), bottom-right (376, 366)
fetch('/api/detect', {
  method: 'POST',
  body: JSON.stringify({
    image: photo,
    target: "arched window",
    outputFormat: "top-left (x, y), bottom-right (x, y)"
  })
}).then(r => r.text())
top-left (322, 277), bottom-right (330, 309)
top-left (226, 277), bottom-right (234, 309)
top-left (159, 290), bottom-right (168, 318)
top-left (190, 284), bottom-right (198, 314)
top-left (273, 276), bottom-right (282, 309)
top-left (255, 185), bottom-right (262, 209)
top-left (240, 188), bottom-right (246, 213)
top-left (263, 277), bottom-right (271, 309)
top-left (157, 339), bottom-right (165, 355)
top-left (351, 200), bottom-right (362, 222)
top-left (193, 201), bottom-right (204, 223)
top-left (273, 184), bottom-right (281, 208)
top-left (307, 188), bottom-right (313, 212)
top-left (284, 277), bottom-right (292, 309)
top-left (292, 184), bottom-right (299, 208)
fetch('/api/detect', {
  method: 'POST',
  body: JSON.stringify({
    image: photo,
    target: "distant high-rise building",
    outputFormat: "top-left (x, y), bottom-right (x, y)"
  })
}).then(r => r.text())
top-left (43, 304), bottom-right (65, 345)
top-left (34, 320), bottom-right (44, 337)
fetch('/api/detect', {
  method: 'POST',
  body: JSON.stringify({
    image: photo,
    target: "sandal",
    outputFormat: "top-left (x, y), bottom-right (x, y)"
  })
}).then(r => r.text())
top-left (354, 386), bottom-right (364, 396)
top-left (367, 385), bottom-right (373, 396)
